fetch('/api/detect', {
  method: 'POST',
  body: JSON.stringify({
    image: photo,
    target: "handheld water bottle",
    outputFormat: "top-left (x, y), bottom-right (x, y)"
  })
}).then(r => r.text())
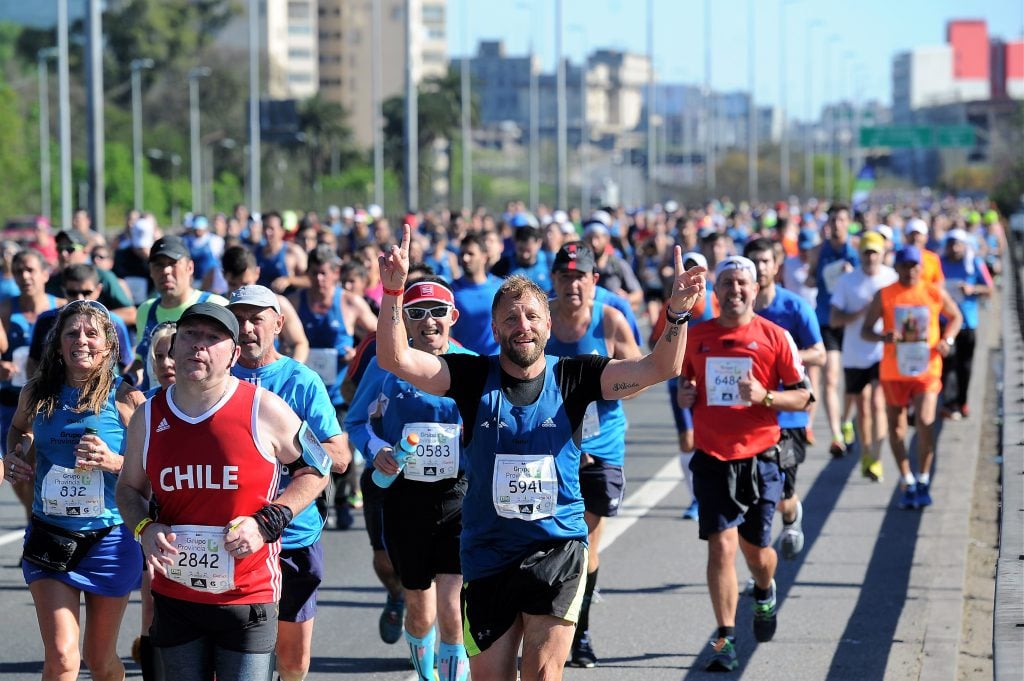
top-left (371, 433), bottom-right (420, 489)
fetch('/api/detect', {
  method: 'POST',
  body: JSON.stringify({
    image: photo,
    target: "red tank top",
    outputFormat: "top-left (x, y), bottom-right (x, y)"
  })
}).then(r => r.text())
top-left (144, 380), bottom-right (282, 604)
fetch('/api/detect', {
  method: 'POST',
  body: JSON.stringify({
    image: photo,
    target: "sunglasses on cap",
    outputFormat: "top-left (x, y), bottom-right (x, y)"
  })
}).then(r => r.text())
top-left (64, 299), bottom-right (111, 317)
top-left (404, 305), bottom-right (452, 321)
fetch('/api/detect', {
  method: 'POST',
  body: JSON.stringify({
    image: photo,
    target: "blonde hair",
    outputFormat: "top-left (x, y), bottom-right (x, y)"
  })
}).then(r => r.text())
top-left (146, 321), bottom-right (177, 388)
top-left (491, 275), bottom-right (549, 315)
top-left (27, 301), bottom-right (119, 418)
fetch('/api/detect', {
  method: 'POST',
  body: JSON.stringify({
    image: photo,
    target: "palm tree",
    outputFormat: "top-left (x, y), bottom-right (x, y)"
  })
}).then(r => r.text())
top-left (298, 95), bottom-right (357, 187)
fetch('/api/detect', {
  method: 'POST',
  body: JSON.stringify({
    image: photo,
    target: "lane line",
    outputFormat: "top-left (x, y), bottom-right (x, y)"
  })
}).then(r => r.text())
top-left (0, 529), bottom-right (24, 548)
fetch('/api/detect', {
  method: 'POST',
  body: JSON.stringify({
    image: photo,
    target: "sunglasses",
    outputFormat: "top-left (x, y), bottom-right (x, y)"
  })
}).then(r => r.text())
top-left (58, 244), bottom-right (84, 254)
top-left (65, 288), bottom-right (95, 298)
top-left (404, 305), bottom-right (451, 321)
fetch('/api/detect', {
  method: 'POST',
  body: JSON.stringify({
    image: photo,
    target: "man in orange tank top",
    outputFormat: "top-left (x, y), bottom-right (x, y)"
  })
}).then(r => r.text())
top-left (860, 246), bottom-right (961, 511)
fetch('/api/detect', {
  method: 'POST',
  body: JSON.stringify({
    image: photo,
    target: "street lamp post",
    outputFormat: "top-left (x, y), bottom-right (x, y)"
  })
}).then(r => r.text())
top-left (147, 148), bottom-right (182, 227)
top-left (704, 0), bottom-right (715, 194)
top-left (188, 67), bottom-right (212, 214)
top-left (461, 0), bottom-right (472, 211)
top-left (569, 24), bottom-right (588, 211)
top-left (248, 0), bottom-right (262, 214)
top-left (57, 0), bottom-right (72, 229)
top-left (516, 1), bottom-right (539, 210)
top-left (130, 58), bottom-right (154, 211)
top-left (748, 0), bottom-right (757, 204)
top-left (804, 20), bottom-right (823, 198)
top-left (37, 47), bottom-right (58, 220)
top-left (372, 0), bottom-right (383, 207)
top-left (646, 0), bottom-right (655, 208)
top-left (779, 0), bottom-right (796, 198)
top-left (555, 0), bottom-right (567, 210)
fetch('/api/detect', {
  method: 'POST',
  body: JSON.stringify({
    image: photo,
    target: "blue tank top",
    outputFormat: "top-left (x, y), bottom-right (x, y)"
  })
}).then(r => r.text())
top-left (299, 288), bottom-right (354, 406)
top-left (544, 305), bottom-right (628, 466)
top-left (186, 234), bottom-right (219, 282)
top-left (31, 381), bottom-right (127, 530)
top-left (233, 357), bottom-right (342, 549)
top-left (2, 295), bottom-right (58, 395)
top-left (459, 356), bottom-right (588, 581)
top-left (256, 244), bottom-right (289, 289)
top-left (422, 251), bottom-right (456, 283)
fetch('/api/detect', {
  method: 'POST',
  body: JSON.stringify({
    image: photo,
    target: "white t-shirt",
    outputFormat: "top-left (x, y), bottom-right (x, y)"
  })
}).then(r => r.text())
top-left (782, 255), bottom-right (817, 310)
top-left (830, 266), bottom-right (898, 369)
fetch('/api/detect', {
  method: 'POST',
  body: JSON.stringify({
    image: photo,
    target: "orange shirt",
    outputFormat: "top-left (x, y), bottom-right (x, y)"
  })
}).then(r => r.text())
top-left (921, 249), bottom-right (944, 286)
top-left (879, 280), bottom-right (944, 382)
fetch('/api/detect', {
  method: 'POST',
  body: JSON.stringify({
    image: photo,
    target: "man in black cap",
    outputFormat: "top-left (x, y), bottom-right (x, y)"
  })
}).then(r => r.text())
top-left (116, 301), bottom-right (330, 681)
top-left (47, 229), bottom-right (137, 325)
top-left (126, 235), bottom-right (228, 389)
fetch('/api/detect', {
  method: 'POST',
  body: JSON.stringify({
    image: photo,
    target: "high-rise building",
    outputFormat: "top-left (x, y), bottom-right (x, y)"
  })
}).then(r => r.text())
top-left (1004, 40), bottom-right (1024, 99)
top-left (318, 0), bottom-right (448, 150)
top-left (947, 19), bottom-right (991, 101)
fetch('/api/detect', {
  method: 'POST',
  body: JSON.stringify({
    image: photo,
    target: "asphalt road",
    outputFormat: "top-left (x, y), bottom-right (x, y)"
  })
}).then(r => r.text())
top-left (0, 340), bottom-right (993, 680)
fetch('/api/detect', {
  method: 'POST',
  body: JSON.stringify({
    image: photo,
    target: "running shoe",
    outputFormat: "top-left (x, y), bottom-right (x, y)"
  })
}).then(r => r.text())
top-left (915, 482), bottom-right (932, 508)
top-left (379, 594), bottom-right (405, 644)
top-left (940, 405), bottom-right (961, 421)
top-left (804, 427), bottom-right (815, 446)
top-left (780, 501), bottom-right (804, 560)
top-left (841, 420), bottom-right (855, 445)
top-left (705, 637), bottom-right (738, 672)
top-left (347, 490), bottom-right (364, 509)
top-left (752, 579), bottom-right (778, 642)
top-left (829, 438), bottom-right (846, 459)
top-left (682, 499), bottom-right (700, 520)
top-left (898, 483), bottom-right (918, 510)
top-left (335, 504), bottom-right (354, 530)
top-left (743, 577), bottom-right (756, 596)
top-left (570, 630), bottom-right (597, 668)
top-left (860, 456), bottom-right (884, 482)
top-left (959, 404), bottom-right (970, 419)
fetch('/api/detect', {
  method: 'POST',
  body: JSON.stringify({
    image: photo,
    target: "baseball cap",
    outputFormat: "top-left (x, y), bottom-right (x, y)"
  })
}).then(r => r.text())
top-left (859, 231), bottom-right (886, 254)
top-left (56, 229), bottom-right (88, 246)
top-left (894, 245), bottom-right (922, 265)
top-left (682, 251), bottom-right (708, 269)
top-left (715, 255), bottom-right (757, 281)
top-left (191, 215), bottom-right (210, 231)
top-left (797, 229), bottom-right (819, 250)
top-left (589, 210), bottom-right (612, 228)
top-left (905, 218), bottom-right (928, 236)
top-left (228, 284), bottom-right (281, 314)
top-left (946, 228), bottom-right (970, 243)
top-left (514, 224), bottom-right (542, 241)
top-left (149, 235), bottom-right (189, 262)
top-left (552, 243), bottom-right (596, 274)
top-left (404, 280), bottom-right (455, 307)
top-left (664, 200), bottom-right (679, 214)
top-left (583, 220), bottom-right (610, 238)
top-left (876, 225), bottom-right (894, 241)
top-left (178, 302), bottom-right (239, 343)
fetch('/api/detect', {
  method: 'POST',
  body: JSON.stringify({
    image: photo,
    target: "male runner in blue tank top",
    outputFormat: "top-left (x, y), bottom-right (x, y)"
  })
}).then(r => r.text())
top-left (376, 224), bottom-right (706, 681)
top-left (543, 243), bottom-right (642, 668)
top-left (227, 285), bottom-right (351, 681)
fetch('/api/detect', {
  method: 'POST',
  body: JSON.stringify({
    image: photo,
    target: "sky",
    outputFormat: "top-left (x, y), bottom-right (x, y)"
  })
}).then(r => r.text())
top-left (447, 0), bottom-right (1024, 121)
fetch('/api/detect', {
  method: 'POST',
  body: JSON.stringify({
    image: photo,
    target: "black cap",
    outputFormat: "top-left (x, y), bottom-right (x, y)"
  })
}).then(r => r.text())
top-left (552, 243), bottom-right (596, 274)
top-left (177, 302), bottom-right (239, 343)
top-left (56, 229), bottom-right (88, 246)
top-left (149, 235), bottom-right (190, 262)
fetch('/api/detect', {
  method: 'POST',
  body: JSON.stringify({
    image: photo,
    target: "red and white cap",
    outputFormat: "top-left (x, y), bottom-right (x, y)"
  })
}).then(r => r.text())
top-left (404, 281), bottom-right (455, 307)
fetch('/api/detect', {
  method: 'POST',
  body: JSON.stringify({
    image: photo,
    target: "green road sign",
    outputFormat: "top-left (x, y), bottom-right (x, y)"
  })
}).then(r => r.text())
top-left (859, 125), bottom-right (975, 148)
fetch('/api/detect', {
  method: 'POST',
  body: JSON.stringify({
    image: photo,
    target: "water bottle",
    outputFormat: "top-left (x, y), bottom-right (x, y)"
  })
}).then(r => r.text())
top-left (76, 427), bottom-right (99, 471)
top-left (371, 433), bottom-right (420, 489)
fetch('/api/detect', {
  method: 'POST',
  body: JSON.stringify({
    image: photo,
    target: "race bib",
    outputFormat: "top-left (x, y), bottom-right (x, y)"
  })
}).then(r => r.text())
top-left (705, 357), bottom-right (753, 406)
top-left (402, 422), bottom-right (459, 482)
top-left (582, 402), bottom-right (600, 439)
top-left (896, 341), bottom-right (930, 377)
top-left (822, 259), bottom-right (849, 293)
top-left (165, 525), bottom-right (235, 594)
top-left (305, 348), bottom-right (339, 385)
top-left (944, 278), bottom-right (966, 304)
top-left (492, 454), bottom-right (557, 520)
top-left (41, 465), bottom-right (104, 517)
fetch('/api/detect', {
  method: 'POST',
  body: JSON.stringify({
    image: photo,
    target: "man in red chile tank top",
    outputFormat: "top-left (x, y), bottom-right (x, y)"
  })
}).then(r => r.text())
top-left (116, 302), bottom-right (330, 681)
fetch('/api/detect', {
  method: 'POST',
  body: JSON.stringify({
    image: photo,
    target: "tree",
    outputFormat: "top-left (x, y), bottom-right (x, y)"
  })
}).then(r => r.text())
top-left (0, 77), bottom-right (38, 220)
top-left (298, 95), bottom-right (358, 189)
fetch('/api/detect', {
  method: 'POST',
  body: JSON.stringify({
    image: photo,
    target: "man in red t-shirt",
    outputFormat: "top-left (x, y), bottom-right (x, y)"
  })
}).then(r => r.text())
top-left (677, 256), bottom-right (810, 672)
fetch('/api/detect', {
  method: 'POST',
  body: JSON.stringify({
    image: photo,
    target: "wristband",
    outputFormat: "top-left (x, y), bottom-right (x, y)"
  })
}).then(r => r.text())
top-left (665, 306), bottom-right (693, 325)
top-left (133, 517), bottom-right (154, 542)
top-left (382, 286), bottom-right (404, 297)
top-left (252, 503), bottom-right (295, 543)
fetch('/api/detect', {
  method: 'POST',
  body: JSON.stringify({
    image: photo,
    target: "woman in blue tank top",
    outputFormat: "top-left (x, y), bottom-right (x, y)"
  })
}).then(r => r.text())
top-left (4, 300), bottom-right (145, 681)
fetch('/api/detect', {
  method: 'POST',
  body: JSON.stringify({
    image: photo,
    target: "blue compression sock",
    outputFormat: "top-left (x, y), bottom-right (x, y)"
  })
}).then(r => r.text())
top-left (437, 640), bottom-right (469, 681)
top-left (405, 627), bottom-right (437, 681)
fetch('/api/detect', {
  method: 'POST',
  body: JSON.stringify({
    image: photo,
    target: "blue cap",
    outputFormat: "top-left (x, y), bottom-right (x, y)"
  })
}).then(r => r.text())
top-left (894, 245), bottom-right (922, 265)
top-left (797, 229), bottom-right (819, 250)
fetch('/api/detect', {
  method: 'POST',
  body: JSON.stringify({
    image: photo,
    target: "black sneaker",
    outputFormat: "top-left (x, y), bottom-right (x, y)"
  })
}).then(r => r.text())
top-left (570, 630), bottom-right (597, 668)
top-left (752, 579), bottom-right (778, 642)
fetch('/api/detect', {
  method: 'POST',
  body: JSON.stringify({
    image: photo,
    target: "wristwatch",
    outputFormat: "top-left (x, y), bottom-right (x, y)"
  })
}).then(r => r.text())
top-left (762, 391), bottom-right (775, 408)
top-left (944, 336), bottom-right (956, 346)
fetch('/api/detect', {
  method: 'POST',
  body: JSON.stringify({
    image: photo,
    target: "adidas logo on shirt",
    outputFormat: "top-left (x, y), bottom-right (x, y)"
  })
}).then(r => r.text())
top-left (156, 418), bottom-right (170, 433)
top-left (540, 418), bottom-right (557, 428)
top-left (747, 341), bottom-right (759, 350)
top-left (497, 419), bottom-right (511, 429)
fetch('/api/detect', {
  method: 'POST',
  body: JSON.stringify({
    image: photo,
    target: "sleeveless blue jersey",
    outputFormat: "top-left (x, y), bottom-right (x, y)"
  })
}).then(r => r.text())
top-left (459, 356), bottom-right (588, 581)
top-left (757, 287), bottom-right (820, 429)
top-left (451, 274), bottom-right (502, 356)
top-left (256, 244), bottom-right (290, 289)
top-left (31, 382), bottom-right (127, 531)
top-left (299, 288), bottom-right (354, 406)
top-left (233, 357), bottom-right (342, 550)
top-left (544, 304), bottom-right (627, 466)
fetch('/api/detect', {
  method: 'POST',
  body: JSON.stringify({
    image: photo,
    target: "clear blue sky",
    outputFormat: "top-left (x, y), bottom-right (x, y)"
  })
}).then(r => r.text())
top-left (448, 0), bottom-right (1024, 121)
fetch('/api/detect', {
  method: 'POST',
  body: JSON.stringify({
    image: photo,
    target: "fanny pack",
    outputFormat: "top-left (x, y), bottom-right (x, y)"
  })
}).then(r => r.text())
top-left (22, 516), bottom-right (113, 573)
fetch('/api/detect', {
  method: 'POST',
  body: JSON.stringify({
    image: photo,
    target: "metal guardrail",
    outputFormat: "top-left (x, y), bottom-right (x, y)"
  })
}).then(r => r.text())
top-left (994, 227), bottom-right (1024, 680)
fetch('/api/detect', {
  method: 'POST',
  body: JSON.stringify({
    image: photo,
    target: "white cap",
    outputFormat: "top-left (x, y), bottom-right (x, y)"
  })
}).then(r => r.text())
top-left (682, 251), bottom-right (708, 269)
top-left (590, 210), bottom-right (612, 228)
top-left (553, 209), bottom-right (569, 225)
top-left (714, 255), bottom-right (757, 281)
top-left (130, 216), bottom-right (155, 249)
top-left (905, 218), bottom-right (928, 236)
top-left (368, 204), bottom-right (383, 220)
top-left (664, 200), bottom-right (679, 214)
top-left (341, 206), bottom-right (355, 219)
top-left (875, 225), bottom-right (894, 241)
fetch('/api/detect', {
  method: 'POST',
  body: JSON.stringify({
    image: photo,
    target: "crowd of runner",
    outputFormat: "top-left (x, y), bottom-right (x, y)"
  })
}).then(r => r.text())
top-left (0, 194), bottom-right (1004, 678)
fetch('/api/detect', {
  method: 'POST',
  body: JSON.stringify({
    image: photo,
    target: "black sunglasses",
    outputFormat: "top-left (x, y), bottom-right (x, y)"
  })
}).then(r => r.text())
top-left (65, 288), bottom-right (95, 298)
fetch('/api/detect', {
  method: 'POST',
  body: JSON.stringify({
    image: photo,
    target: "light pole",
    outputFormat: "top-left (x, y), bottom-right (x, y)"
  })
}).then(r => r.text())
top-left (37, 47), bottom-right (57, 220)
top-left (147, 148), bottom-right (182, 227)
top-left (371, 0), bottom-right (383, 207)
top-left (517, 1), bottom-right (539, 210)
top-left (748, 0), bottom-right (757, 204)
top-left (460, 0), bottom-right (472, 211)
top-left (555, 0), bottom-right (567, 210)
top-left (646, 0), bottom-right (655, 207)
top-left (131, 58), bottom-right (154, 211)
top-left (779, 0), bottom-right (797, 198)
top-left (188, 66), bottom-right (211, 214)
top-left (804, 19), bottom-right (823, 198)
top-left (569, 24), bottom-right (588, 211)
top-left (248, 0), bottom-right (261, 214)
top-left (824, 34), bottom-right (839, 201)
top-left (57, 0), bottom-right (72, 229)
top-left (704, 0), bottom-right (715, 194)
top-left (404, 0), bottom-right (418, 212)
